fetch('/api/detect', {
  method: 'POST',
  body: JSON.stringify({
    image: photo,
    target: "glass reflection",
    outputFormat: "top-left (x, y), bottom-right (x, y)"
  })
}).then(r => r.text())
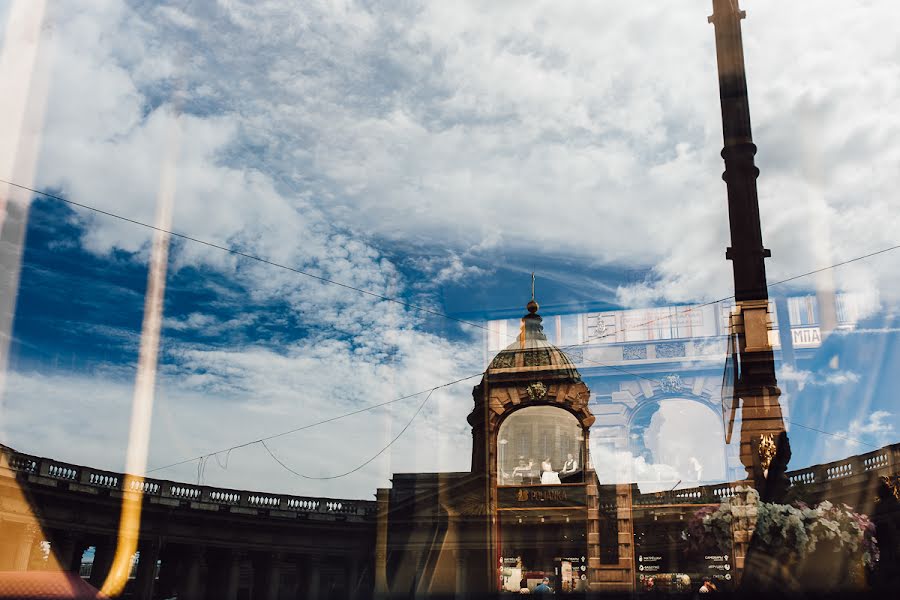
top-left (498, 406), bottom-right (584, 486)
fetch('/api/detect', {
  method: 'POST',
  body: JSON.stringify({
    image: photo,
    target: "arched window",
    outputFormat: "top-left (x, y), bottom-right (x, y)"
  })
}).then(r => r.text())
top-left (497, 406), bottom-right (584, 486)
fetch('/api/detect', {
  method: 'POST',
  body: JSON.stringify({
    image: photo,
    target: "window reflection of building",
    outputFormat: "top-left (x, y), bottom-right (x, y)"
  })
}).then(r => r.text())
top-left (499, 510), bottom-right (588, 593)
top-left (498, 406), bottom-right (584, 486)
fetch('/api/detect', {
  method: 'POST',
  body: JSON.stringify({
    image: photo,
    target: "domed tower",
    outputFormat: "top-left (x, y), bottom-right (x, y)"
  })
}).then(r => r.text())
top-left (468, 296), bottom-right (599, 593)
top-left (469, 297), bottom-right (594, 471)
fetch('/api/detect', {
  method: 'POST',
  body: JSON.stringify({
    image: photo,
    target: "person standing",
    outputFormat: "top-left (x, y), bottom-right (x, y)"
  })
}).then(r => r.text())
top-left (533, 577), bottom-right (553, 595)
top-left (540, 458), bottom-right (560, 485)
top-left (699, 578), bottom-right (717, 593)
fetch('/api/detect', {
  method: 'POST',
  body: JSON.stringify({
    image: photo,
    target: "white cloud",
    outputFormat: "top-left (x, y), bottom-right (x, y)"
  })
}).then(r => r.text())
top-left (1, 325), bottom-right (481, 499)
top-left (820, 370), bottom-right (860, 386)
top-left (824, 410), bottom-right (895, 461)
top-left (3, 0), bottom-right (900, 499)
top-left (155, 6), bottom-right (198, 30)
top-left (409, 253), bottom-right (489, 288)
top-left (779, 365), bottom-right (861, 392)
top-left (591, 444), bottom-right (681, 494)
top-left (19, 0), bottom-right (900, 309)
top-left (591, 400), bottom-right (728, 493)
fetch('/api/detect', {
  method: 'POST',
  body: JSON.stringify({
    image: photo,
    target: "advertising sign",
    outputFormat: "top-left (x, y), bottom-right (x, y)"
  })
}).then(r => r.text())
top-left (497, 485), bottom-right (586, 509)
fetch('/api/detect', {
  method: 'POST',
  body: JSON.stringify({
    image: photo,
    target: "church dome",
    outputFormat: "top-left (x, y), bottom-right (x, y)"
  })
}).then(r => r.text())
top-left (486, 298), bottom-right (581, 382)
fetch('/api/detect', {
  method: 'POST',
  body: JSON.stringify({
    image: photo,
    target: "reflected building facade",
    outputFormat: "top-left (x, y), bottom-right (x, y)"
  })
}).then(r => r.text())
top-left (377, 296), bottom-right (639, 594)
top-left (2, 293), bottom-right (899, 597)
top-left (484, 293), bottom-right (867, 490)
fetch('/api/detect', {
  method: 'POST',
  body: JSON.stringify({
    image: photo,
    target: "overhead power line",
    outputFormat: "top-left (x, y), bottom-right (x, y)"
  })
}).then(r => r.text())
top-left (146, 373), bottom-right (481, 474)
top-left (262, 387), bottom-right (437, 480)
top-left (0, 179), bottom-right (495, 335)
top-left (6, 179), bottom-right (899, 350)
top-left (785, 419), bottom-right (880, 450)
top-left (4, 180), bottom-right (894, 475)
top-left (561, 238), bottom-right (900, 345)
top-left (149, 354), bottom-right (878, 481)
top-left (768, 244), bottom-right (900, 288)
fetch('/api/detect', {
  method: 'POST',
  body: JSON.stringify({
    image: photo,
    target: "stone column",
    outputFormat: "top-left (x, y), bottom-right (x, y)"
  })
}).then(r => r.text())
top-left (252, 552), bottom-right (281, 600)
top-left (0, 521), bottom-right (30, 571)
top-left (347, 556), bottom-right (360, 600)
top-left (155, 545), bottom-right (181, 600)
top-left (222, 550), bottom-right (243, 600)
top-left (295, 554), bottom-right (321, 600)
top-left (0, 519), bottom-right (14, 570)
top-left (374, 488), bottom-right (389, 596)
top-left (178, 545), bottom-right (206, 600)
top-left (204, 548), bottom-right (242, 600)
top-left (13, 524), bottom-right (36, 571)
top-left (133, 539), bottom-right (161, 600)
top-left (454, 551), bottom-right (466, 600)
top-left (88, 537), bottom-right (115, 589)
top-left (51, 530), bottom-right (87, 573)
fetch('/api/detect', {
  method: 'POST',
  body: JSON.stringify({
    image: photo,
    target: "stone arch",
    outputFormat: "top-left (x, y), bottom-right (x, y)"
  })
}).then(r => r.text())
top-left (590, 374), bottom-right (737, 487)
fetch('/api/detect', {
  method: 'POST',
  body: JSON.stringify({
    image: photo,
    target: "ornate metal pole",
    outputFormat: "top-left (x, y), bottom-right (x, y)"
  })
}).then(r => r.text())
top-left (709, 0), bottom-right (788, 497)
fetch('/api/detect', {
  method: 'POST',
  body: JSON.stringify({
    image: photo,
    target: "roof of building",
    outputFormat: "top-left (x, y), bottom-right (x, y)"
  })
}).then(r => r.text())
top-left (486, 298), bottom-right (581, 382)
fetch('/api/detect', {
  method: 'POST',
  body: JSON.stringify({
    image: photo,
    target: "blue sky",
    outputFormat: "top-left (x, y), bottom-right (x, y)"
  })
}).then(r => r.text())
top-left (1, 1), bottom-right (898, 499)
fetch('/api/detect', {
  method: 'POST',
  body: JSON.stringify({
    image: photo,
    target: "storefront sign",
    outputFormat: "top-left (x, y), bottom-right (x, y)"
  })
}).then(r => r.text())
top-left (637, 554), bottom-right (667, 574)
top-left (791, 326), bottom-right (822, 347)
top-left (498, 485), bottom-right (586, 509)
top-left (704, 554), bottom-right (733, 583)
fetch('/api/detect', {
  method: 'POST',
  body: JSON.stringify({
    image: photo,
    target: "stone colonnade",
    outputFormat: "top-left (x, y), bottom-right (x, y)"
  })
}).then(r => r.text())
top-left (0, 520), bottom-right (362, 600)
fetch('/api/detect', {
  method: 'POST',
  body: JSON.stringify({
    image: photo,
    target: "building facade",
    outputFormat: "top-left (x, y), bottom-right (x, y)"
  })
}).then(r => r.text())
top-left (2, 295), bottom-right (898, 597)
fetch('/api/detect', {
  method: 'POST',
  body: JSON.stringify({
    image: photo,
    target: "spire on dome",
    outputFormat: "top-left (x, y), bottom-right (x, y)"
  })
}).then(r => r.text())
top-left (526, 272), bottom-right (539, 315)
top-left (484, 276), bottom-right (581, 381)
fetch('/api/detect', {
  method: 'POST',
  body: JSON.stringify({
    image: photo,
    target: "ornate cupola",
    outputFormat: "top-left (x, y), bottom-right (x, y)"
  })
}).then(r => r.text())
top-left (466, 291), bottom-right (598, 593)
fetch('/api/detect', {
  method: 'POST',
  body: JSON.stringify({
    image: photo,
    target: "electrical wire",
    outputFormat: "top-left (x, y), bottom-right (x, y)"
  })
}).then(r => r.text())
top-left (261, 388), bottom-right (437, 480)
top-left (559, 243), bottom-right (900, 344)
top-left (7, 179), bottom-right (899, 348)
top-left (785, 419), bottom-right (880, 450)
top-left (146, 373), bottom-right (481, 474)
top-left (767, 245), bottom-right (900, 288)
top-left (9, 177), bottom-right (900, 371)
top-left (0, 179), bottom-right (496, 335)
top-left (6, 179), bottom-right (893, 474)
top-left (213, 448), bottom-right (233, 470)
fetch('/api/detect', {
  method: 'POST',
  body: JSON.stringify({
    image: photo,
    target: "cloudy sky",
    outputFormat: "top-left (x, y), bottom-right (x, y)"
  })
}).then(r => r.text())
top-left (0, 0), bottom-right (898, 499)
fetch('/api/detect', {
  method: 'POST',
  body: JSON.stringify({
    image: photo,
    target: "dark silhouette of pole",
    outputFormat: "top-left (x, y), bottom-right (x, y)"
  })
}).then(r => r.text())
top-left (710, 2), bottom-right (791, 589)
top-left (709, 0), bottom-right (771, 302)
top-left (709, 0), bottom-right (786, 477)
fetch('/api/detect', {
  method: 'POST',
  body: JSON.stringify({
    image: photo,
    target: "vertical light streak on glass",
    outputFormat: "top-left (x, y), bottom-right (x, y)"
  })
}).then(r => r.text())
top-left (798, 112), bottom-right (839, 338)
top-left (101, 117), bottom-right (179, 597)
top-left (0, 2), bottom-right (63, 574)
top-left (0, 0), bottom-right (49, 410)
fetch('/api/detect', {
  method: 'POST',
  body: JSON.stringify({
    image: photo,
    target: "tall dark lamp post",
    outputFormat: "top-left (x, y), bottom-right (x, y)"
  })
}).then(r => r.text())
top-left (709, 0), bottom-right (789, 499)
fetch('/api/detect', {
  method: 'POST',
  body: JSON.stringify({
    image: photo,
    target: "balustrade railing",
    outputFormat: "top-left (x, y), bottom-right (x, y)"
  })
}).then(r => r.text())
top-left (89, 472), bottom-right (120, 488)
top-left (634, 442), bottom-right (900, 505)
top-left (0, 444), bottom-right (375, 519)
top-left (209, 490), bottom-right (241, 504)
top-left (5, 441), bottom-right (893, 516)
top-left (47, 463), bottom-right (79, 480)
top-left (248, 494), bottom-right (280, 508)
top-left (9, 454), bottom-right (38, 473)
